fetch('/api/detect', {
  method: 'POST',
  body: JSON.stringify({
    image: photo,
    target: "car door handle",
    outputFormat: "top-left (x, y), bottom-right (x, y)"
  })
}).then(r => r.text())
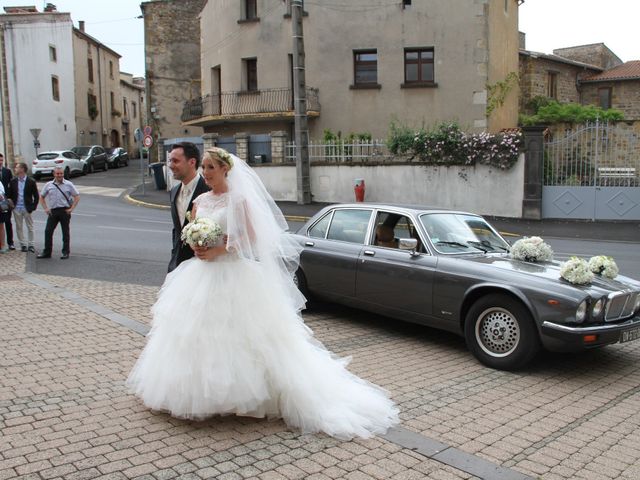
top-left (363, 250), bottom-right (375, 256)
top-left (305, 241), bottom-right (315, 247)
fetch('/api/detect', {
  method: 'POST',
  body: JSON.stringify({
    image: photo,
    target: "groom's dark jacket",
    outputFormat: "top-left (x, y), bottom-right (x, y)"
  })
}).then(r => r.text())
top-left (168, 176), bottom-right (210, 272)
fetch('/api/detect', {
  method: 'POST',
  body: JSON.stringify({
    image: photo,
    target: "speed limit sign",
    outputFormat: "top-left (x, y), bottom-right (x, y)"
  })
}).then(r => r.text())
top-left (143, 135), bottom-right (153, 148)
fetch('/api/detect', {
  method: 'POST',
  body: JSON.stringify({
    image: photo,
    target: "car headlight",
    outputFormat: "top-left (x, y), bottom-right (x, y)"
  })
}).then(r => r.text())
top-left (576, 300), bottom-right (588, 323)
top-left (591, 298), bottom-right (605, 317)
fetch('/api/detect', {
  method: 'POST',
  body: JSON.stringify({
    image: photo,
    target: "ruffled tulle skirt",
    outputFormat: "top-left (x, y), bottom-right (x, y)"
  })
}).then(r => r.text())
top-left (126, 256), bottom-right (399, 439)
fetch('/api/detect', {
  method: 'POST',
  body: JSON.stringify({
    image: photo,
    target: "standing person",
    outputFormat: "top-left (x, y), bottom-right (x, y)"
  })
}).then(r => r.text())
top-left (8, 163), bottom-right (39, 252)
top-left (0, 180), bottom-right (9, 253)
top-left (127, 148), bottom-right (399, 439)
top-left (0, 153), bottom-right (14, 250)
top-left (37, 166), bottom-right (80, 259)
top-left (167, 141), bottom-right (209, 272)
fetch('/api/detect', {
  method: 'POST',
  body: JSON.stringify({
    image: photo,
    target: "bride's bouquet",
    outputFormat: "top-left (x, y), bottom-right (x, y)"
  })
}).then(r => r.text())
top-left (181, 217), bottom-right (223, 248)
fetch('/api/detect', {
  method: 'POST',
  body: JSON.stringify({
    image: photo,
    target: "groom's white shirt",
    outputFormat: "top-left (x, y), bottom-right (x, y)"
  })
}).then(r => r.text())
top-left (177, 174), bottom-right (200, 226)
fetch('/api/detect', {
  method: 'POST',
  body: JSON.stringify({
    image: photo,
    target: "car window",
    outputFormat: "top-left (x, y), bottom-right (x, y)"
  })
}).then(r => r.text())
top-left (326, 209), bottom-right (371, 244)
top-left (420, 213), bottom-right (509, 254)
top-left (72, 147), bottom-right (90, 156)
top-left (374, 211), bottom-right (426, 252)
top-left (308, 212), bottom-right (331, 239)
top-left (62, 152), bottom-right (76, 159)
top-left (95, 147), bottom-right (104, 154)
top-left (37, 153), bottom-right (58, 160)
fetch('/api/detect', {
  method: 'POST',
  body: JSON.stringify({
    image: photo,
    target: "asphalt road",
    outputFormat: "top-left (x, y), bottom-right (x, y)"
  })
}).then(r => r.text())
top-left (24, 161), bottom-right (640, 285)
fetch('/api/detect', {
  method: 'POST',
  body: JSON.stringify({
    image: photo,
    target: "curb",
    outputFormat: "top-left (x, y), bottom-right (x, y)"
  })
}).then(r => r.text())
top-left (124, 194), bottom-right (170, 210)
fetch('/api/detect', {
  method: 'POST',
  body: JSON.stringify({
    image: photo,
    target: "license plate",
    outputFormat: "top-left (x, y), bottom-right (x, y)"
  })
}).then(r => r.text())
top-left (39, 169), bottom-right (52, 174)
top-left (620, 327), bottom-right (640, 343)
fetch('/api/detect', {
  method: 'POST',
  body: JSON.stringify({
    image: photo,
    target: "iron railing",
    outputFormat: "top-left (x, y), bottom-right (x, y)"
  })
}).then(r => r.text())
top-left (182, 87), bottom-right (320, 122)
top-left (285, 139), bottom-right (390, 163)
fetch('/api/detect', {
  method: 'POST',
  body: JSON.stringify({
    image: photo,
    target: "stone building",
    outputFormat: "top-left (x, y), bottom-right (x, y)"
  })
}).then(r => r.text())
top-left (552, 43), bottom-right (623, 71)
top-left (73, 22), bottom-right (123, 148)
top-left (580, 61), bottom-right (640, 120)
top-left (120, 72), bottom-right (146, 156)
top-left (180, 0), bottom-right (520, 162)
top-left (0, 7), bottom-right (77, 166)
top-left (140, 0), bottom-right (207, 162)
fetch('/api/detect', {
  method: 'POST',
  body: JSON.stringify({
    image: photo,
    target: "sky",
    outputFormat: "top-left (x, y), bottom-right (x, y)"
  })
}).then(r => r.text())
top-left (0, 0), bottom-right (637, 79)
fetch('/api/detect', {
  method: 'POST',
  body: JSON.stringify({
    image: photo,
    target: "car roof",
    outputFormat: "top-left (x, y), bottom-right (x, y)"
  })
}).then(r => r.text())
top-left (38, 150), bottom-right (73, 155)
top-left (321, 202), bottom-right (478, 216)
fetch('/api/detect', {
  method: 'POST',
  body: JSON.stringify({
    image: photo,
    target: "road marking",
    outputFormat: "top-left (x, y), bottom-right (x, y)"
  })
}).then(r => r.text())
top-left (71, 212), bottom-right (97, 217)
top-left (97, 225), bottom-right (168, 234)
top-left (134, 218), bottom-right (173, 225)
top-left (75, 185), bottom-right (126, 197)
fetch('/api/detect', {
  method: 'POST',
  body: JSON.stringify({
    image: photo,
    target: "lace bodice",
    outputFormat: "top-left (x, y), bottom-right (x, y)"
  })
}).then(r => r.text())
top-left (194, 192), bottom-right (228, 233)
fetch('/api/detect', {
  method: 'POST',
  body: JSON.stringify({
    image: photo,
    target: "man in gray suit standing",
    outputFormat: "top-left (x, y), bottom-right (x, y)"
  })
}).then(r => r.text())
top-left (167, 142), bottom-right (209, 272)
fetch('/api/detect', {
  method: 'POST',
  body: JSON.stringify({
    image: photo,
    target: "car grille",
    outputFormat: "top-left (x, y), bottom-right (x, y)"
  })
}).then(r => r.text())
top-left (605, 292), bottom-right (637, 321)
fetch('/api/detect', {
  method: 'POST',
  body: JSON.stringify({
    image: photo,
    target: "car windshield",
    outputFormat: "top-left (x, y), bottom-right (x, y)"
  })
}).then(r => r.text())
top-left (420, 213), bottom-right (509, 254)
top-left (37, 153), bottom-right (59, 160)
top-left (106, 148), bottom-right (117, 154)
top-left (72, 147), bottom-right (91, 156)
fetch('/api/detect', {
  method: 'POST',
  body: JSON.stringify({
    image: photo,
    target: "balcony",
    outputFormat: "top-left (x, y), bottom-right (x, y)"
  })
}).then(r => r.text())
top-left (181, 87), bottom-right (320, 126)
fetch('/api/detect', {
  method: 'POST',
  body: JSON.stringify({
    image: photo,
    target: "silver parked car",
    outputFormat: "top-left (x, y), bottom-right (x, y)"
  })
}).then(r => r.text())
top-left (31, 150), bottom-right (84, 180)
top-left (292, 204), bottom-right (640, 370)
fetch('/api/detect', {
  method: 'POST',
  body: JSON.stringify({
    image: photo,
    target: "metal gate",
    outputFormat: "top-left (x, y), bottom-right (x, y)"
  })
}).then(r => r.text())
top-left (217, 137), bottom-right (236, 155)
top-left (542, 120), bottom-right (640, 220)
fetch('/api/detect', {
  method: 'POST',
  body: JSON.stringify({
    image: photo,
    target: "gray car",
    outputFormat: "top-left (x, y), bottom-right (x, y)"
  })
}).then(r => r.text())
top-left (292, 204), bottom-right (640, 370)
top-left (71, 145), bottom-right (108, 173)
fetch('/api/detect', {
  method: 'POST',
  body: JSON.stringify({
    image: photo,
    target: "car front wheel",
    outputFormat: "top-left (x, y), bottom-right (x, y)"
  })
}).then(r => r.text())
top-left (63, 167), bottom-right (70, 179)
top-left (464, 293), bottom-right (540, 370)
top-left (88, 162), bottom-right (94, 174)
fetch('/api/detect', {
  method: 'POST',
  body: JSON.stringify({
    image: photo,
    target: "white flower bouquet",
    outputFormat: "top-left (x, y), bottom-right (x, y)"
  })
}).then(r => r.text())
top-left (560, 257), bottom-right (594, 285)
top-left (181, 217), bottom-right (223, 248)
top-left (588, 255), bottom-right (619, 280)
top-left (509, 236), bottom-right (554, 262)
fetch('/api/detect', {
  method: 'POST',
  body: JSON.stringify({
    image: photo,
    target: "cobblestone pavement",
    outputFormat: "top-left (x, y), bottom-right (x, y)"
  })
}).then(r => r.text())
top-left (2, 250), bottom-right (640, 480)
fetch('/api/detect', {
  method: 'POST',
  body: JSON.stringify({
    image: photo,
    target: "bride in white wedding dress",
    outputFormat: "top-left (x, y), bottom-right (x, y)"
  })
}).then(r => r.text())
top-left (127, 147), bottom-right (399, 439)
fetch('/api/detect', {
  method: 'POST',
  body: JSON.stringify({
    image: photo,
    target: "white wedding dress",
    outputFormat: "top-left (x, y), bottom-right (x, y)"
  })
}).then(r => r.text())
top-left (127, 191), bottom-right (399, 439)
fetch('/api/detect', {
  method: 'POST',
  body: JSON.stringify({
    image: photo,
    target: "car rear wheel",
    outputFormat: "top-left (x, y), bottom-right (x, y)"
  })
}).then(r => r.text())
top-left (293, 269), bottom-right (312, 306)
top-left (103, 161), bottom-right (108, 171)
top-left (464, 293), bottom-right (540, 370)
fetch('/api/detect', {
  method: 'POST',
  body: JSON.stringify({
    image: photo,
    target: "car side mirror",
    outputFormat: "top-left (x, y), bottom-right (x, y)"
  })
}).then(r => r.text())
top-left (399, 238), bottom-right (418, 254)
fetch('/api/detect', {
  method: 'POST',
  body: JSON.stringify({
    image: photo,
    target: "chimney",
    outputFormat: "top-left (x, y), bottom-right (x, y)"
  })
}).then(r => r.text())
top-left (79, 20), bottom-right (85, 32)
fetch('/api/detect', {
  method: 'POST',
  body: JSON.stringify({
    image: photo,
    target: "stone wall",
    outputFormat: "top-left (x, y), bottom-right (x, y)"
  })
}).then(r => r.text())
top-left (580, 80), bottom-right (640, 121)
top-left (553, 44), bottom-right (623, 70)
top-left (142, 0), bottom-right (206, 161)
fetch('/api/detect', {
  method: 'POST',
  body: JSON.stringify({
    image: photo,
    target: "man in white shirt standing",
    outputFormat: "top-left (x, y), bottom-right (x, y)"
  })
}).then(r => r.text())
top-left (167, 142), bottom-right (209, 272)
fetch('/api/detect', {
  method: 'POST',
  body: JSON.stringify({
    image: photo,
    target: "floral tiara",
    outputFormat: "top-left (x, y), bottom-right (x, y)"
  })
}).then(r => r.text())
top-left (206, 147), bottom-right (234, 170)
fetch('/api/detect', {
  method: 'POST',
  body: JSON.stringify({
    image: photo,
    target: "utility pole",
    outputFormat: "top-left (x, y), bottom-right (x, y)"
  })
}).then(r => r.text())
top-left (292, 0), bottom-right (311, 204)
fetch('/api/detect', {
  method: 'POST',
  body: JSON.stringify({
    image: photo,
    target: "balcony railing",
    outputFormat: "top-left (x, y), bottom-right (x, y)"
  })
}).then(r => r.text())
top-left (181, 87), bottom-right (320, 122)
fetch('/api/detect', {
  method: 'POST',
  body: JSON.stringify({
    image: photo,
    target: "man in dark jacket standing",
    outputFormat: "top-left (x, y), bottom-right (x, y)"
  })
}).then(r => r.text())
top-left (0, 153), bottom-right (14, 250)
top-left (8, 162), bottom-right (39, 252)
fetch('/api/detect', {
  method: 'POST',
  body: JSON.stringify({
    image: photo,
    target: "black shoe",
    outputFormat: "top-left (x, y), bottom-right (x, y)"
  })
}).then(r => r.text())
top-left (8, 245), bottom-right (15, 250)
top-left (37, 253), bottom-right (51, 259)
top-left (60, 253), bottom-right (69, 259)
top-left (21, 246), bottom-right (27, 252)
top-left (28, 246), bottom-right (35, 253)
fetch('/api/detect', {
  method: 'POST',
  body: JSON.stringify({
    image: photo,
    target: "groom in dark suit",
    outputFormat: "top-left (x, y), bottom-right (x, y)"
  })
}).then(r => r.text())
top-left (168, 142), bottom-right (209, 272)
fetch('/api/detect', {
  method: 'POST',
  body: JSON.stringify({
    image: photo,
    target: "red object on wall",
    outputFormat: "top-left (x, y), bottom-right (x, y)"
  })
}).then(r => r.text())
top-left (354, 179), bottom-right (365, 202)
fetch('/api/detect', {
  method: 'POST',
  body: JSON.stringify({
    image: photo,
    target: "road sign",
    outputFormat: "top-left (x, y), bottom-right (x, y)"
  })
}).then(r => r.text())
top-left (143, 135), bottom-right (153, 148)
top-left (30, 128), bottom-right (41, 140)
top-left (143, 125), bottom-right (152, 136)
top-left (134, 128), bottom-right (143, 142)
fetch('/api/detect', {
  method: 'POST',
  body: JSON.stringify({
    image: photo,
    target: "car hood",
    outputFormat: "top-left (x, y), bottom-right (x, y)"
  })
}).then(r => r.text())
top-left (458, 254), bottom-right (640, 296)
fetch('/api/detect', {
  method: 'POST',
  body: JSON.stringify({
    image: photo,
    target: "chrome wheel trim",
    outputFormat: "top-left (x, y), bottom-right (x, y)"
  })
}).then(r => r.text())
top-left (475, 306), bottom-right (520, 358)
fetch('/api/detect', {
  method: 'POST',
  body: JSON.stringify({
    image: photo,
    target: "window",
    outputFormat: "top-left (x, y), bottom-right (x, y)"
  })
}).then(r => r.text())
top-left (123, 98), bottom-right (128, 116)
top-left (109, 60), bottom-right (114, 79)
top-left (547, 72), bottom-right (558, 99)
top-left (404, 48), bottom-right (435, 85)
top-left (308, 212), bottom-right (331, 239)
top-left (49, 45), bottom-right (57, 62)
top-left (598, 87), bottom-right (612, 109)
top-left (402, 0), bottom-right (411, 8)
top-left (353, 50), bottom-right (378, 86)
top-left (51, 76), bottom-right (60, 101)
top-left (374, 212), bottom-right (426, 253)
top-left (110, 91), bottom-right (115, 110)
top-left (244, 58), bottom-right (258, 91)
top-left (326, 209), bottom-right (372, 244)
top-left (88, 57), bottom-right (94, 83)
top-left (132, 101), bottom-right (137, 118)
top-left (87, 93), bottom-right (98, 119)
top-left (245, 0), bottom-right (257, 20)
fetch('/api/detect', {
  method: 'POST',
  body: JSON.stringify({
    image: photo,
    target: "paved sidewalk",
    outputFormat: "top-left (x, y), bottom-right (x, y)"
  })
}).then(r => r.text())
top-left (2, 251), bottom-right (640, 480)
top-left (127, 183), bottom-right (640, 242)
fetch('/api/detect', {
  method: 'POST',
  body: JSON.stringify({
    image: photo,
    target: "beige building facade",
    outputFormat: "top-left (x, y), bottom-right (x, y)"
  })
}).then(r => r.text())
top-left (73, 22), bottom-right (122, 148)
top-left (120, 73), bottom-right (146, 156)
top-left (183, 0), bottom-right (520, 157)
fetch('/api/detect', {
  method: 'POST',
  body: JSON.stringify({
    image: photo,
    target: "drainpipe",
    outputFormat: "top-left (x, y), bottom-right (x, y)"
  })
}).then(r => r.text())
top-left (97, 44), bottom-right (104, 145)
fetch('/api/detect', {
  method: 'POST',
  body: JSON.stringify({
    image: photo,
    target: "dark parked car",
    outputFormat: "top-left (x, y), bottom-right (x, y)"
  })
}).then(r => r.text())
top-left (106, 147), bottom-right (129, 168)
top-left (292, 204), bottom-right (640, 370)
top-left (71, 145), bottom-right (108, 173)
